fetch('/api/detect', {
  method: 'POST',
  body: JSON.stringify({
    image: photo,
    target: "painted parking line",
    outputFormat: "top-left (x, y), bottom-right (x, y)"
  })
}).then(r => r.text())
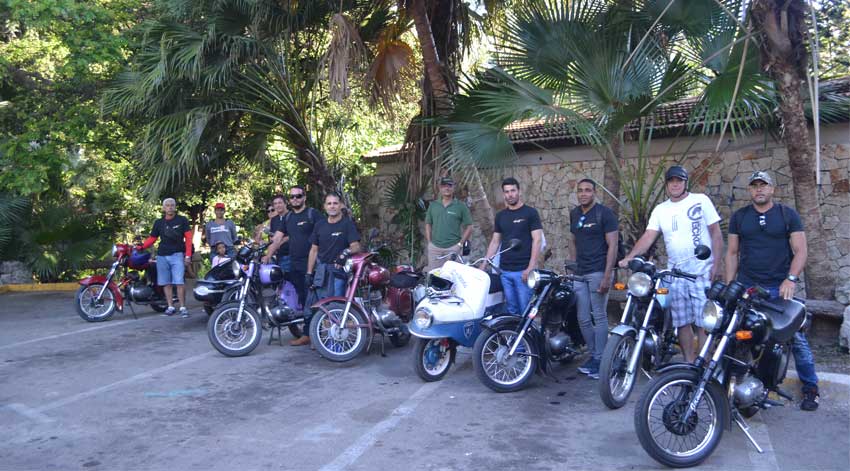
top-left (0, 319), bottom-right (143, 351)
top-left (746, 414), bottom-right (780, 471)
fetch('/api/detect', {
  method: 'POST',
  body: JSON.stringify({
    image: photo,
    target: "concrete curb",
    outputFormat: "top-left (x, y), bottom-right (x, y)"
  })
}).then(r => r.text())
top-left (785, 370), bottom-right (850, 398)
top-left (0, 282), bottom-right (80, 294)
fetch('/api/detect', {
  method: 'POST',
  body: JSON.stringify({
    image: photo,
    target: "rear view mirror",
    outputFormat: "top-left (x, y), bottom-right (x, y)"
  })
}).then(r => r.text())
top-left (694, 244), bottom-right (711, 260)
top-left (462, 240), bottom-right (471, 256)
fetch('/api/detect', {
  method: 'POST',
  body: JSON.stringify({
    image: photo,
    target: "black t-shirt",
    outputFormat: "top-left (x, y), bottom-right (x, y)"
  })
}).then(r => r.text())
top-left (269, 215), bottom-right (290, 257)
top-left (570, 203), bottom-right (618, 275)
top-left (494, 205), bottom-right (543, 271)
top-left (309, 216), bottom-right (361, 264)
top-left (282, 208), bottom-right (323, 272)
top-left (150, 215), bottom-right (190, 256)
top-left (729, 204), bottom-right (804, 287)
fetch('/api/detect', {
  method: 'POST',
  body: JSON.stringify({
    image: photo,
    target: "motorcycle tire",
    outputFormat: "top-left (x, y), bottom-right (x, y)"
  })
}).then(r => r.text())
top-left (203, 305), bottom-right (215, 316)
top-left (207, 302), bottom-right (263, 357)
top-left (599, 331), bottom-right (638, 409)
top-left (75, 284), bottom-right (116, 322)
top-left (634, 369), bottom-right (728, 468)
top-left (413, 337), bottom-right (454, 382)
top-left (473, 327), bottom-right (537, 393)
top-left (309, 302), bottom-right (369, 362)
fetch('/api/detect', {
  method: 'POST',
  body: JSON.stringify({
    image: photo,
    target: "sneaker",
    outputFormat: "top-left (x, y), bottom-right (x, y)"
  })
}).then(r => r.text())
top-left (162, 306), bottom-right (176, 316)
top-left (179, 307), bottom-right (190, 318)
top-left (577, 358), bottom-right (595, 375)
top-left (801, 385), bottom-right (819, 411)
top-left (586, 360), bottom-right (600, 380)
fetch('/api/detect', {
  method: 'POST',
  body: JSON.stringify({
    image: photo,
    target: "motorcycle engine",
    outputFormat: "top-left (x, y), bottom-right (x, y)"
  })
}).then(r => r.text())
top-left (548, 332), bottom-right (572, 355)
top-left (129, 282), bottom-right (153, 302)
top-left (268, 302), bottom-right (296, 325)
top-left (731, 374), bottom-right (765, 408)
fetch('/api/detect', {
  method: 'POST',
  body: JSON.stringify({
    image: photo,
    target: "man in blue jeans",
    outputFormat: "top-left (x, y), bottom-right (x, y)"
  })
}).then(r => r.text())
top-left (139, 198), bottom-right (193, 318)
top-left (483, 177), bottom-right (543, 316)
top-left (725, 171), bottom-right (820, 411)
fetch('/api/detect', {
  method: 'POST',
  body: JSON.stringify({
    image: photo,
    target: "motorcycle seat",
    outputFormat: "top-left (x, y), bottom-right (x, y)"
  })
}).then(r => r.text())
top-left (756, 297), bottom-right (806, 343)
top-left (390, 271), bottom-right (421, 289)
top-left (488, 273), bottom-right (502, 294)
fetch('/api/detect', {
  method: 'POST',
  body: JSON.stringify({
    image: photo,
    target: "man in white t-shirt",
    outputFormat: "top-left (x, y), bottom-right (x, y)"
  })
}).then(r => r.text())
top-left (619, 166), bottom-right (724, 362)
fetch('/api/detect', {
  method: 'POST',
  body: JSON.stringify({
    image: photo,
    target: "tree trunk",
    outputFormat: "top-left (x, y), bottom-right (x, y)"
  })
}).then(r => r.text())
top-left (751, 0), bottom-right (834, 299)
top-left (602, 133), bottom-right (623, 215)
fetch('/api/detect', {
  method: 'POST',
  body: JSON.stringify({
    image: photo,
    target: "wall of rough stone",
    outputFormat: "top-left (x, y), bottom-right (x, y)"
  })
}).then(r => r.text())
top-left (0, 261), bottom-right (32, 285)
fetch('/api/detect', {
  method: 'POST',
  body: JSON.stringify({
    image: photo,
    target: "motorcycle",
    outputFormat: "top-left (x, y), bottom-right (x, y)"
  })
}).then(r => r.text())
top-left (598, 245), bottom-right (712, 409)
top-left (308, 230), bottom-right (421, 362)
top-left (193, 256), bottom-right (242, 315)
top-left (633, 280), bottom-right (808, 468)
top-left (207, 241), bottom-right (303, 357)
top-left (76, 243), bottom-right (172, 322)
top-left (472, 263), bottom-right (585, 393)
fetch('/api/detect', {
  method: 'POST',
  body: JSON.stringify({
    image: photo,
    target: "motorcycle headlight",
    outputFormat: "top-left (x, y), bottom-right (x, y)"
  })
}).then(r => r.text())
top-left (702, 301), bottom-right (725, 332)
top-left (231, 260), bottom-right (240, 278)
top-left (413, 307), bottom-right (432, 329)
top-left (627, 272), bottom-right (653, 297)
top-left (526, 270), bottom-right (541, 290)
top-left (111, 244), bottom-right (118, 257)
top-left (343, 257), bottom-right (354, 273)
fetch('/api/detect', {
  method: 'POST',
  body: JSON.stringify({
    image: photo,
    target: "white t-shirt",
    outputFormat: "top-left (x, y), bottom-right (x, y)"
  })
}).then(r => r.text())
top-left (646, 193), bottom-right (720, 275)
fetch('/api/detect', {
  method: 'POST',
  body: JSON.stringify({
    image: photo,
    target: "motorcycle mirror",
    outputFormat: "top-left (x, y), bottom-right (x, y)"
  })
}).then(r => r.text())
top-left (508, 238), bottom-right (521, 250)
top-left (694, 244), bottom-right (711, 260)
top-left (462, 240), bottom-right (471, 256)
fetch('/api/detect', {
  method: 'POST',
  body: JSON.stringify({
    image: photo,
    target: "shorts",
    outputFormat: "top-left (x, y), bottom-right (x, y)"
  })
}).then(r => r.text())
top-left (669, 275), bottom-right (710, 328)
top-left (156, 253), bottom-right (186, 286)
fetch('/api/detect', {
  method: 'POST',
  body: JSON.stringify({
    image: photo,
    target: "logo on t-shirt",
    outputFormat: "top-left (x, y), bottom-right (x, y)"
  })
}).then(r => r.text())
top-left (331, 231), bottom-right (342, 237)
top-left (512, 218), bottom-right (525, 224)
top-left (297, 221), bottom-right (308, 226)
top-left (687, 203), bottom-right (703, 247)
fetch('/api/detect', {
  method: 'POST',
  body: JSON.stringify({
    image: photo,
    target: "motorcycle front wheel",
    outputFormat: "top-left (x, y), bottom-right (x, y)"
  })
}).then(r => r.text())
top-left (207, 302), bottom-right (262, 357)
top-left (473, 328), bottom-right (537, 393)
top-left (599, 331), bottom-right (638, 409)
top-left (634, 369), bottom-right (728, 468)
top-left (309, 302), bottom-right (369, 362)
top-left (413, 337), bottom-right (454, 382)
top-left (76, 284), bottom-right (116, 322)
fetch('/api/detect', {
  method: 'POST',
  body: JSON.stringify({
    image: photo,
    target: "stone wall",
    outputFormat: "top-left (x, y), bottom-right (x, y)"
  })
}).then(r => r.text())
top-left (0, 261), bottom-right (32, 285)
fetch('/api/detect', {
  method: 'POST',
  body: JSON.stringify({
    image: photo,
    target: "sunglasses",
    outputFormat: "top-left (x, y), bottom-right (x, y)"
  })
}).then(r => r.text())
top-left (267, 209), bottom-right (275, 213)
top-left (289, 193), bottom-right (305, 199)
top-left (576, 215), bottom-right (586, 229)
top-left (759, 214), bottom-right (766, 230)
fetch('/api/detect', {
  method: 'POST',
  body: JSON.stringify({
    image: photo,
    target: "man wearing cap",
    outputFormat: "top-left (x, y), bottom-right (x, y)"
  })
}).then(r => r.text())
top-left (620, 166), bottom-right (724, 363)
top-left (724, 170), bottom-right (820, 411)
top-left (425, 176), bottom-right (473, 270)
top-left (204, 202), bottom-right (238, 262)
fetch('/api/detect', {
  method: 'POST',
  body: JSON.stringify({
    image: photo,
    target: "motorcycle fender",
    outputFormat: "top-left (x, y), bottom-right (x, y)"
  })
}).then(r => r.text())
top-left (311, 297), bottom-right (373, 331)
top-left (654, 362), bottom-right (702, 376)
top-left (409, 321), bottom-right (479, 348)
top-left (481, 316), bottom-right (543, 347)
top-left (609, 324), bottom-right (637, 338)
top-left (79, 276), bottom-right (124, 310)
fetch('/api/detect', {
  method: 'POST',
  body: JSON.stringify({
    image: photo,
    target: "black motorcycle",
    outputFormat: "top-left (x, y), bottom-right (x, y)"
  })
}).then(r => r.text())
top-left (193, 257), bottom-right (242, 315)
top-left (634, 280), bottom-right (808, 468)
top-left (472, 264), bottom-right (585, 393)
top-left (207, 241), bottom-right (303, 357)
top-left (599, 245), bottom-right (712, 409)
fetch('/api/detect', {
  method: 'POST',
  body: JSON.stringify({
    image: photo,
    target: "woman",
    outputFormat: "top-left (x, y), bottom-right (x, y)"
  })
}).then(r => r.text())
top-left (253, 203), bottom-right (276, 243)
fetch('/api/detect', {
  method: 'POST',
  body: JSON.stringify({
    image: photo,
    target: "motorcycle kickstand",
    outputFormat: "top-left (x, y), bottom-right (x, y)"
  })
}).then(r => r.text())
top-left (641, 368), bottom-right (653, 380)
top-left (731, 409), bottom-right (763, 453)
top-left (127, 303), bottom-right (138, 320)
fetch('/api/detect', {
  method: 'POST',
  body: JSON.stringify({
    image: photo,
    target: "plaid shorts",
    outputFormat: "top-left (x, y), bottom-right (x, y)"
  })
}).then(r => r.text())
top-left (669, 276), bottom-right (710, 328)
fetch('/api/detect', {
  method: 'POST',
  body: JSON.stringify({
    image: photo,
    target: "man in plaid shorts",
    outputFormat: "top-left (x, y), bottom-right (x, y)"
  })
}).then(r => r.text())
top-left (620, 166), bottom-right (724, 362)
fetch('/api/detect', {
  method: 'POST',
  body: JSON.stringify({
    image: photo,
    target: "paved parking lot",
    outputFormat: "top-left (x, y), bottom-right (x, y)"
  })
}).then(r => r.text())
top-left (1, 291), bottom-right (848, 470)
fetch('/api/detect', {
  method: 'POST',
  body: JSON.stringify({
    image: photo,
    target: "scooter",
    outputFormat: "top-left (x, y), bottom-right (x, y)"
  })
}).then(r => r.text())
top-left (193, 256), bottom-right (242, 315)
top-left (408, 240), bottom-right (519, 382)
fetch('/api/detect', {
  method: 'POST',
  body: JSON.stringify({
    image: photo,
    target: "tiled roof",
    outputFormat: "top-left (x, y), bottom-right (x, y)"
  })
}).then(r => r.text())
top-left (364, 76), bottom-right (850, 161)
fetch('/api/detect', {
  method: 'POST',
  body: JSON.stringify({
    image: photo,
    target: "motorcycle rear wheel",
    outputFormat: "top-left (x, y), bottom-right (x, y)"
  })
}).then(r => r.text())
top-left (599, 331), bottom-right (638, 409)
top-left (413, 337), bottom-right (454, 382)
top-left (76, 284), bottom-right (116, 322)
top-left (473, 328), bottom-right (537, 393)
top-left (207, 302), bottom-right (262, 357)
top-left (309, 302), bottom-right (369, 362)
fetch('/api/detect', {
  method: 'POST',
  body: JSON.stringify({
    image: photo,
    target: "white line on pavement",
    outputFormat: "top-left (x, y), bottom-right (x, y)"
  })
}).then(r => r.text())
top-left (0, 319), bottom-right (141, 351)
top-left (4, 403), bottom-right (54, 424)
top-left (747, 414), bottom-right (780, 471)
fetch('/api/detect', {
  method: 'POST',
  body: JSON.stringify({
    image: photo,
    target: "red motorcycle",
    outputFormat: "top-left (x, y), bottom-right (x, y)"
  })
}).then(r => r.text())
top-left (76, 243), bottom-right (171, 322)
top-left (308, 231), bottom-right (422, 362)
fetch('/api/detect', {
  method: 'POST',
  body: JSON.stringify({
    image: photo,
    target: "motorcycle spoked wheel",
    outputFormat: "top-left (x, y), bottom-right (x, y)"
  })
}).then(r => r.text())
top-left (309, 302), bottom-right (369, 362)
top-left (599, 331), bottom-right (638, 409)
top-left (207, 302), bottom-right (263, 357)
top-left (634, 369), bottom-right (728, 468)
top-left (412, 337), bottom-right (455, 382)
top-left (472, 328), bottom-right (537, 393)
top-left (76, 284), bottom-right (116, 322)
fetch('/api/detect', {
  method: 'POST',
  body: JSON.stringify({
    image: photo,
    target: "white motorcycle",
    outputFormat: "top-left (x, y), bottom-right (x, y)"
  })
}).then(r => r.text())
top-left (408, 240), bottom-right (519, 381)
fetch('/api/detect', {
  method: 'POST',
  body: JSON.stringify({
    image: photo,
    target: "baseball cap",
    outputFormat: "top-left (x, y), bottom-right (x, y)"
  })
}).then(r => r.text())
top-left (214, 202), bottom-right (226, 209)
top-left (439, 176), bottom-right (455, 186)
top-left (748, 171), bottom-right (774, 186)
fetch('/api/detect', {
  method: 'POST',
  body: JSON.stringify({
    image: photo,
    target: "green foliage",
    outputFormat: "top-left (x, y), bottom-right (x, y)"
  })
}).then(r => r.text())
top-left (382, 170), bottom-right (426, 264)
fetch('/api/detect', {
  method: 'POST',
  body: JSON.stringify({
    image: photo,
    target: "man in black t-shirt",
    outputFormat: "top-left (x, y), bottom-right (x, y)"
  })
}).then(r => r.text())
top-left (483, 177), bottom-right (543, 316)
top-left (725, 171), bottom-right (820, 411)
top-left (569, 179), bottom-right (619, 378)
top-left (265, 195), bottom-right (291, 270)
top-left (139, 198), bottom-right (193, 317)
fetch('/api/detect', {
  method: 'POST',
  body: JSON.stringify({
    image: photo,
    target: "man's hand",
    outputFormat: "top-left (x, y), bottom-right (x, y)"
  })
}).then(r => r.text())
top-left (305, 273), bottom-right (315, 289)
top-left (261, 254), bottom-right (271, 264)
top-left (522, 267), bottom-right (533, 283)
top-left (618, 257), bottom-right (632, 269)
top-left (779, 279), bottom-right (796, 300)
top-left (598, 273), bottom-right (611, 294)
top-left (184, 255), bottom-right (191, 266)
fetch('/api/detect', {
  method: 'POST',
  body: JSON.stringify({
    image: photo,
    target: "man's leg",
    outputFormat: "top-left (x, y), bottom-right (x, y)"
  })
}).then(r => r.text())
top-left (588, 272), bottom-right (611, 361)
top-left (170, 254), bottom-right (188, 316)
top-left (500, 272), bottom-right (519, 315)
top-left (574, 274), bottom-right (596, 373)
top-left (427, 243), bottom-right (440, 272)
top-left (514, 273), bottom-right (533, 316)
top-left (289, 269), bottom-right (307, 309)
top-left (793, 331), bottom-right (820, 411)
top-left (163, 284), bottom-right (173, 307)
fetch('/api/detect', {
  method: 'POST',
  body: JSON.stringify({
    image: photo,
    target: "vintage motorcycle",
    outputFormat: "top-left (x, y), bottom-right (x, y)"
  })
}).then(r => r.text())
top-left (598, 245), bottom-right (712, 409)
top-left (308, 230), bottom-right (421, 362)
top-left (76, 243), bottom-right (172, 322)
top-left (207, 241), bottom-right (303, 357)
top-left (193, 257), bottom-right (242, 315)
top-left (634, 280), bottom-right (808, 468)
top-left (408, 240), bottom-right (517, 382)
top-left (472, 264), bottom-right (585, 393)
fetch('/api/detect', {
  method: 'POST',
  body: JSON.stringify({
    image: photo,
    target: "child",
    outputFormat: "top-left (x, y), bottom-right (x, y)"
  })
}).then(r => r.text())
top-left (211, 242), bottom-right (231, 267)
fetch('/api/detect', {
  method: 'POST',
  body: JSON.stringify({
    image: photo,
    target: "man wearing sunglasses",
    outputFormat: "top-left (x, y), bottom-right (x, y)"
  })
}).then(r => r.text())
top-left (724, 170), bottom-right (820, 411)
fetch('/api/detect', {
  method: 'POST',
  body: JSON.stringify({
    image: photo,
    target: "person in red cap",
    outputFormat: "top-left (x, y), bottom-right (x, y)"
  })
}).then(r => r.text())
top-left (204, 202), bottom-right (238, 262)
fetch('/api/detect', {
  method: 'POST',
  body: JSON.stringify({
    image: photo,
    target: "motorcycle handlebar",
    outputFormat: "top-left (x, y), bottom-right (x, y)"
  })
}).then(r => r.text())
top-left (671, 268), bottom-right (698, 281)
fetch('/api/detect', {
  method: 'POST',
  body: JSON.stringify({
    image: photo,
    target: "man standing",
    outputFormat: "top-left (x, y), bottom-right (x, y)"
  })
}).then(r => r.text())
top-left (569, 179), bottom-right (619, 379)
top-left (425, 176), bottom-right (473, 270)
top-left (204, 202), bottom-right (237, 262)
top-left (267, 195), bottom-right (291, 271)
top-left (724, 171), bottom-right (820, 411)
top-left (297, 192), bottom-right (361, 346)
top-left (483, 178), bottom-right (543, 316)
top-left (620, 166), bottom-right (724, 362)
top-left (139, 198), bottom-right (193, 318)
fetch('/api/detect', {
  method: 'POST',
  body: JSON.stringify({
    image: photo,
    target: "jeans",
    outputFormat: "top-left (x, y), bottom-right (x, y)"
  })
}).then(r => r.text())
top-left (156, 253), bottom-right (185, 285)
top-left (303, 264), bottom-right (347, 334)
top-left (763, 285), bottom-right (819, 389)
top-left (500, 270), bottom-right (532, 316)
top-left (575, 271), bottom-right (611, 361)
top-left (278, 255), bottom-right (291, 273)
top-left (288, 269), bottom-right (307, 309)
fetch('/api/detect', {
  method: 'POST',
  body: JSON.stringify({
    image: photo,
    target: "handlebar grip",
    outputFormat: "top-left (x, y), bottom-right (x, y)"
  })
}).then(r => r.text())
top-left (672, 268), bottom-right (698, 281)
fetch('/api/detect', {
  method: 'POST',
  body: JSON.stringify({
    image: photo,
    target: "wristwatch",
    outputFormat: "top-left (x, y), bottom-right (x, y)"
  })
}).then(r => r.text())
top-left (786, 274), bottom-right (799, 283)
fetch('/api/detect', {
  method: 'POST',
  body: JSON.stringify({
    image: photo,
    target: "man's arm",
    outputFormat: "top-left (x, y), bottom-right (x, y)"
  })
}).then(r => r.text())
top-left (619, 229), bottom-right (660, 267)
top-left (306, 245), bottom-right (319, 274)
top-left (262, 231), bottom-right (287, 263)
top-left (780, 231), bottom-right (808, 300)
top-left (349, 241), bottom-right (362, 254)
top-left (600, 230), bottom-right (618, 293)
top-left (424, 223), bottom-right (432, 245)
top-left (480, 232), bottom-right (502, 270)
top-left (708, 222), bottom-right (724, 280)
top-left (229, 221), bottom-right (237, 242)
top-left (724, 234), bottom-right (740, 283)
top-left (460, 224), bottom-right (473, 247)
top-left (567, 232), bottom-right (576, 261)
top-left (523, 229), bottom-right (543, 282)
